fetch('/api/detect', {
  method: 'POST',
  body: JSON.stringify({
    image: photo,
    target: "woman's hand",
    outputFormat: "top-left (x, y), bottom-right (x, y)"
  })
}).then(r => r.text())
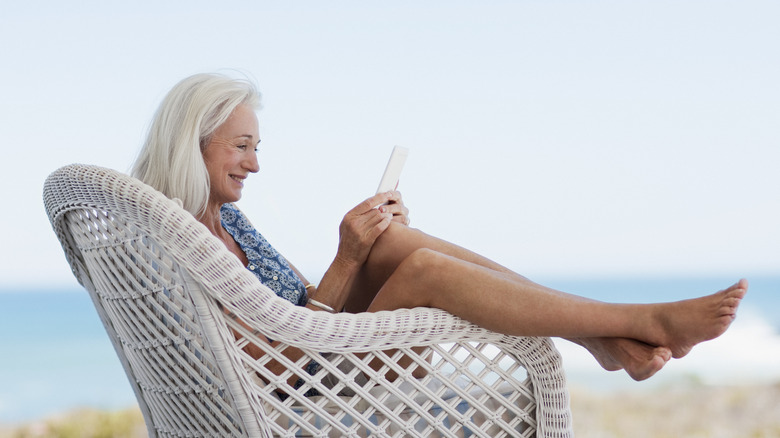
top-left (335, 192), bottom-right (397, 268)
top-left (379, 191), bottom-right (410, 226)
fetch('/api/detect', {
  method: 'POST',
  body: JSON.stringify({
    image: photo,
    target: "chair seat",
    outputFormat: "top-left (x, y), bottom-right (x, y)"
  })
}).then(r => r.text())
top-left (272, 377), bottom-right (531, 437)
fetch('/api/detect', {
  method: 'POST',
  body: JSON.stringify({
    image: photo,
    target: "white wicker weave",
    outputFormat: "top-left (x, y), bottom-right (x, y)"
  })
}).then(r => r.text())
top-left (43, 164), bottom-right (573, 437)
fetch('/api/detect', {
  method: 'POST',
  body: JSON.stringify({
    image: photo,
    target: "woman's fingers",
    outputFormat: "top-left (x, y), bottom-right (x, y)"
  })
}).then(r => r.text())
top-left (350, 192), bottom-right (393, 215)
top-left (344, 194), bottom-right (392, 237)
top-left (338, 196), bottom-right (394, 264)
top-left (338, 190), bottom-right (408, 264)
top-left (379, 191), bottom-right (410, 225)
top-left (362, 208), bottom-right (393, 241)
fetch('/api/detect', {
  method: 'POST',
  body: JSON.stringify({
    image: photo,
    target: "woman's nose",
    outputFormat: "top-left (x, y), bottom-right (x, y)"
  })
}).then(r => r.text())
top-left (245, 150), bottom-right (260, 173)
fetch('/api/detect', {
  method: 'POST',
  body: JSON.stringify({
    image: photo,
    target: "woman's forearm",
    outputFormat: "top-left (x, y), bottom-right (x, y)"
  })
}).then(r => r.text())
top-left (300, 191), bottom-right (402, 312)
top-left (305, 255), bottom-right (362, 312)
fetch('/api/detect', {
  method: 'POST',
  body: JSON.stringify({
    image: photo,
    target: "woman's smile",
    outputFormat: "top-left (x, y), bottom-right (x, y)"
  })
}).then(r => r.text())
top-left (230, 174), bottom-right (247, 186)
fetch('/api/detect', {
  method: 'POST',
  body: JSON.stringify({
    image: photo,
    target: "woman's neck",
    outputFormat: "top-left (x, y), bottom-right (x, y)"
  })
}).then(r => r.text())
top-left (199, 203), bottom-right (225, 237)
top-left (199, 202), bottom-right (249, 266)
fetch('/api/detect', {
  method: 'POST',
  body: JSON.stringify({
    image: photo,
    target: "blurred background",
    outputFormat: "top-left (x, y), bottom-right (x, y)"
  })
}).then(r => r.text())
top-left (2, 1), bottom-right (778, 436)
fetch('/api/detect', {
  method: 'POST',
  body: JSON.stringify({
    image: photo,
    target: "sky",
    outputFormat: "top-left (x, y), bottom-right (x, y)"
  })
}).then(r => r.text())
top-left (2, 0), bottom-right (779, 289)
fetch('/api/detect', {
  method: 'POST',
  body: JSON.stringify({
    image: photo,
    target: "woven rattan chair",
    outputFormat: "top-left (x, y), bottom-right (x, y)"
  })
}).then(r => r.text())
top-left (44, 164), bottom-right (572, 437)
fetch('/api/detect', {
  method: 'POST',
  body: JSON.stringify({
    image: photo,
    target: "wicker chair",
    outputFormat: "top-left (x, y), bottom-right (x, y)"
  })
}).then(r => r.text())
top-left (43, 164), bottom-right (572, 437)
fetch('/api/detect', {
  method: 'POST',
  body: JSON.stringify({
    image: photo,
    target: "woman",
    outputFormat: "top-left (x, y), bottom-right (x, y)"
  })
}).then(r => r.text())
top-left (132, 72), bottom-right (747, 384)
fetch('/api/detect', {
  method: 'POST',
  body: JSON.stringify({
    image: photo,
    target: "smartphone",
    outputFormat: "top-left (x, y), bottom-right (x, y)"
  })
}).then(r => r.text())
top-left (376, 146), bottom-right (409, 194)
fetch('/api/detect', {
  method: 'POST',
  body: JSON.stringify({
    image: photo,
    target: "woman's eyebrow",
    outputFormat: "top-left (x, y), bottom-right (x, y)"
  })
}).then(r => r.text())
top-left (234, 134), bottom-right (258, 142)
top-left (232, 134), bottom-right (261, 145)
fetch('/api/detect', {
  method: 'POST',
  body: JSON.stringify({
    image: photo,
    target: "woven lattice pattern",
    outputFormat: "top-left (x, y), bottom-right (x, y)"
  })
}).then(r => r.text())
top-left (44, 164), bottom-right (572, 437)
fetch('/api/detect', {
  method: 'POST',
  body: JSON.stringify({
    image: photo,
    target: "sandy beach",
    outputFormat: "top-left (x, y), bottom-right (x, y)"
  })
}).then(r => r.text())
top-left (2, 382), bottom-right (778, 437)
top-left (570, 382), bottom-right (780, 438)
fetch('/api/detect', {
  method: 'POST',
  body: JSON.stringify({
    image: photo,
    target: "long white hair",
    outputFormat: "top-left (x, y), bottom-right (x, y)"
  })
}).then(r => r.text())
top-left (131, 73), bottom-right (261, 218)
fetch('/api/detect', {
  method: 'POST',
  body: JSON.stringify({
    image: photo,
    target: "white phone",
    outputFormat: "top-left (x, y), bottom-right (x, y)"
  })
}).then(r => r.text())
top-left (376, 146), bottom-right (409, 194)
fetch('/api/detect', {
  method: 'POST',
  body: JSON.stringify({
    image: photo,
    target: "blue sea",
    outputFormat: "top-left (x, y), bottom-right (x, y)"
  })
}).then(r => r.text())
top-left (1, 275), bottom-right (778, 423)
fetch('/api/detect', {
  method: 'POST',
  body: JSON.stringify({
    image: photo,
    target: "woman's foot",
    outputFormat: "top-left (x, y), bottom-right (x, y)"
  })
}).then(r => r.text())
top-left (651, 279), bottom-right (748, 358)
top-left (570, 337), bottom-right (672, 381)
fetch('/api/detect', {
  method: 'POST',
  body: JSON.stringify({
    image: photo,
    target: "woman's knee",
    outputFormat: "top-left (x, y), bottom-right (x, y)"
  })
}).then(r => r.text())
top-left (370, 222), bottom-right (431, 263)
top-left (398, 248), bottom-right (450, 277)
top-left (365, 225), bottom-right (434, 279)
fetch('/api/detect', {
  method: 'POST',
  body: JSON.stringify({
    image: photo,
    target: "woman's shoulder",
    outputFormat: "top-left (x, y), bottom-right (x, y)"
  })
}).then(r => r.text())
top-left (219, 203), bottom-right (246, 227)
top-left (220, 202), bottom-right (241, 215)
top-left (220, 203), bottom-right (262, 236)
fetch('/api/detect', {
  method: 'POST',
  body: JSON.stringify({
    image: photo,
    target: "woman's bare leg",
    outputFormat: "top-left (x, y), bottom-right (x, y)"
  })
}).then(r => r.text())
top-left (366, 248), bottom-right (745, 357)
top-left (343, 224), bottom-right (746, 378)
top-left (343, 223), bottom-right (673, 379)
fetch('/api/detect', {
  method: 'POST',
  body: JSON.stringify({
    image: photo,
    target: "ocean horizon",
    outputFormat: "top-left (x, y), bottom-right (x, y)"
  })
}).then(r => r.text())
top-left (1, 274), bottom-right (778, 423)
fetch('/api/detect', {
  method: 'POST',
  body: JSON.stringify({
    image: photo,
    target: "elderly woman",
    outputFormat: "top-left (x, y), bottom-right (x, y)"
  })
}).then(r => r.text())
top-left (132, 73), bottom-right (746, 386)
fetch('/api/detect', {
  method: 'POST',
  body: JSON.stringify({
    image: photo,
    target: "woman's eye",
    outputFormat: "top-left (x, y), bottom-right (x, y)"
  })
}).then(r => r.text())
top-left (237, 144), bottom-right (247, 150)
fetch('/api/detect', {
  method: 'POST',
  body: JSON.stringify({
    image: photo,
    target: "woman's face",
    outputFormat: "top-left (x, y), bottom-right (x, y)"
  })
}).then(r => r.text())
top-left (202, 104), bottom-right (260, 207)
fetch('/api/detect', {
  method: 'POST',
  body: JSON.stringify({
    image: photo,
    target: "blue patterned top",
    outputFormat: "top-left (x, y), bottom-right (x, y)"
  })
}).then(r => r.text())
top-left (220, 203), bottom-right (308, 307)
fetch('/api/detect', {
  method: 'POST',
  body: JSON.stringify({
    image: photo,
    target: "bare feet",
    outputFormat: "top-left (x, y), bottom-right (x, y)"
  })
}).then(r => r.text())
top-left (570, 337), bottom-right (672, 381)
top-left (568, 279), bottom-right (746, 380)
top-left (651, 279), bottom-right (748, 359)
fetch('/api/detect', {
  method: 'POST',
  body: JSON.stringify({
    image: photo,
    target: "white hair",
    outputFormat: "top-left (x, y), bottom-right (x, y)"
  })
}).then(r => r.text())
top-left (131, 73), bottom-right (261, 218)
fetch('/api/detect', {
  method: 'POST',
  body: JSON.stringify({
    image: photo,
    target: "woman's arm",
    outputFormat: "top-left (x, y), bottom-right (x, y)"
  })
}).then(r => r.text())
top-left (234, 192), bottom-right (410, 382)
top-left (236, 190), bottom-right (418, 387)
top-left (301, 190), bottom-right (408, 312)
top-left (300, 192), bottom-right (395, 312)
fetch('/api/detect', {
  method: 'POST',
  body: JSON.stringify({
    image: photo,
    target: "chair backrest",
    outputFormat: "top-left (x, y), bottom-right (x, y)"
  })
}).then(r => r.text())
top-left (44, 164), bottom-right (270, 436)
top-left (44, 164), bottom-right (572, 437)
